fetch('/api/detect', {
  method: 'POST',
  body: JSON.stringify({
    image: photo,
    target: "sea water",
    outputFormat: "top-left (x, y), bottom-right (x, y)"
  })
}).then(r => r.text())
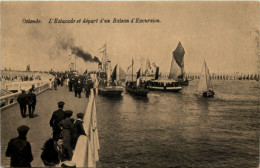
top-left (96, 80), bottom-right (259, 167)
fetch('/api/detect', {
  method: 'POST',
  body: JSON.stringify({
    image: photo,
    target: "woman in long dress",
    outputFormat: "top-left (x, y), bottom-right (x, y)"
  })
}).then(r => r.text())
top-left (59, 110), bottom-right (74, 160)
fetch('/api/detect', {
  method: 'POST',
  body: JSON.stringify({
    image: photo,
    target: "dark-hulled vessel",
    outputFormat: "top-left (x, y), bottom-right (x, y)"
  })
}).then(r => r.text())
top-left (125, 61), bottom-right (149, 97)
top-left (97, 44), bottom-right (124, 97)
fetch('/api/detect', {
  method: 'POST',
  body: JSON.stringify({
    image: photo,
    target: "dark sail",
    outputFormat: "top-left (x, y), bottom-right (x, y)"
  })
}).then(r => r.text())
top-left (152, 63), bottom-right (159, 80)
top-left (173, 42), bottom-right (185, 68)
top-left (111, 65), bottom-right (117, 82)
top-left (155, 67), bottom-right (159, 80)
top-left (136, 68), bottom-right (141, 79)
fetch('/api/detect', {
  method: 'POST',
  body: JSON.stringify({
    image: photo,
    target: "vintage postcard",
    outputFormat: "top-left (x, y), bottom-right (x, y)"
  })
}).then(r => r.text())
top-left (1, 1), bottom-right (259, 168)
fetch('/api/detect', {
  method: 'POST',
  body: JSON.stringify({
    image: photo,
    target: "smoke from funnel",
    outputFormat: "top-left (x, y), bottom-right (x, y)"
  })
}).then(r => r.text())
top-left (57, 36), bottom-right (101, 64)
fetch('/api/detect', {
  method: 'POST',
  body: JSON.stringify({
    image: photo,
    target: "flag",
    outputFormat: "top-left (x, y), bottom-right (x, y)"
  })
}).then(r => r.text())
top-left (136, 68), bottom-right (141, 79)
top-left (98, 43), bottom-right (106, 51)
top-left (152, 62), bottom-right (158, 68)
top-left (127, 59), bottom-right (134, 71)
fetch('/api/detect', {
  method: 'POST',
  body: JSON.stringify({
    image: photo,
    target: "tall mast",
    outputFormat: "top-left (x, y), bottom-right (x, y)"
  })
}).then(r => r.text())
top-left (204, 60), bottom-right (208, 91)
top-left (132, 58), bottom-right (134, 82)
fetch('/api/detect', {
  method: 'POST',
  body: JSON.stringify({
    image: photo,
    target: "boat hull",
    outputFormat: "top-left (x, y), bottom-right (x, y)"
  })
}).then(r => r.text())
top-left (148, 86), bottom-right (182, 92)
top-left (98, 86), bottom-right (124, 97)
top-left (126, 87), bottom-right (149, 97)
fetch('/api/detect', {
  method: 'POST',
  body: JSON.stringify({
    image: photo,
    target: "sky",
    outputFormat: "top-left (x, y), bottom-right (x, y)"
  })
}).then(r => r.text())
top-left (1, 1), bottom-right (259, 74)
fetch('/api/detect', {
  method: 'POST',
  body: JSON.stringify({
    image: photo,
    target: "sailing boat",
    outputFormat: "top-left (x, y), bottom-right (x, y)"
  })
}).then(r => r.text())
top-left (169, 42), bottom-right (189, 86)
top-left (97, 44), bottom-right (124, 97)
top-left (197, 60), bottom-right (215, 98)
top-left (125, 59), bottom-right (149, 97)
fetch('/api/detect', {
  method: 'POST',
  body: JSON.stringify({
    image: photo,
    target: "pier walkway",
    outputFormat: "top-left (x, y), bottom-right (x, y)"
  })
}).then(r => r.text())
top-left (1, 85), bottom-right (89, 167)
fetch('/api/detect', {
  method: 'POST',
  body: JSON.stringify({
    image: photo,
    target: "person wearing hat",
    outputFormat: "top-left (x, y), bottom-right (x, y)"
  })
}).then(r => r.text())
top-left (59, 110), bottom-right (74, 160)
top-left (17, 90), bottom-right (28, 118)
top-left (76, 80), bottom-right (83, 98)
top-left (72, 113), bottom-right (86, 149)
top-left (84, 80), bottom-right (90, 98)
top-left (6, 125), bottom-right (33, 167)
top-left (68, 77), bottom-right (74, 92)
top-left (50, 101), bottom-right (65, 139)
top-left (73, 79), bottom-right (78, 97)
top-left (41, 136), bottom-right (70, 167)
top-left (27, 89), bottom-right (37, 118)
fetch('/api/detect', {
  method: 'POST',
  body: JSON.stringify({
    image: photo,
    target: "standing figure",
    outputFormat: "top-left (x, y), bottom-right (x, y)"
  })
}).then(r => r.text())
top-left (61, 76), bottom-right (64, 86)
top-left (31, 85), bottom-right (35, 92)
top-left (57, 78), bottom-right (61, 86)
top-left (6, 125), bottom-right (33, 167)
top-left (49, 79), bottom-right (53, 90)
top-left (50, 101), bottom-right (65, 139)
top-left (89, 80), bottom-right (94, 91)
top-left (84, 81), bottom-right (90, 98)
top-left (73, 80), bottom-right (78, 97)
top-left (76, 81), bottom-right (83, 98)
top-left (27, 89), bottom-right (37, 118)
top-left (17, 90), bottom-right (27, 118)
top-left (68, 78), bottom-right (73, 91)
top-left (54, 78), bottom-right (58, 90)
top-left (59, 110), bottom-right (74, 160)
top-left (72, 113), bottom-right (86, 149)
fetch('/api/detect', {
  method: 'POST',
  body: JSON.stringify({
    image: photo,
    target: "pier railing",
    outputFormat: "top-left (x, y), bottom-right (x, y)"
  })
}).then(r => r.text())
top-left (4, 81), bottom-right (43, 92)
top-left (72, 89), bottom-right (100, 167)
top-left (0, 83), bottom-right (50, 111)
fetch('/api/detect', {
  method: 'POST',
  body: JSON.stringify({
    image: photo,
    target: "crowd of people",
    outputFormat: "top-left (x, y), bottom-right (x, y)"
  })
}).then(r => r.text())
top-left (6, 72), bottom-right (95, 167)
top-left (43, 101), bottom-right (86, 167)
top-left (49, 73), bottom-right (97, 99)
top-left (5, 101), bottom-right (87, 167)
top-left (1, 75), bottom-right (41, 81)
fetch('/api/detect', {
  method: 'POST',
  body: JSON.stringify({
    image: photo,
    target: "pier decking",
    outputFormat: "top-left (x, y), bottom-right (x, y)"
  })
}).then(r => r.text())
top-left (1, 86), bottom-right (89, 167)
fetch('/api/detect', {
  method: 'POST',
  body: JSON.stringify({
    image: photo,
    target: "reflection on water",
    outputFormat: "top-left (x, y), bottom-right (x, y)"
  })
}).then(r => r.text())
top-left (96, 80), bottom-right (260, 167)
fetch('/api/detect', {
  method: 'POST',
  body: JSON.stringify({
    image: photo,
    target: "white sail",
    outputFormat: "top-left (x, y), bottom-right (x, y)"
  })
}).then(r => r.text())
top-left (204, 62), bottom-right (213, 90)
top-left (197, 60), bottom-right (212, 92)
top-left (168, 55), bottom-right (181, 80)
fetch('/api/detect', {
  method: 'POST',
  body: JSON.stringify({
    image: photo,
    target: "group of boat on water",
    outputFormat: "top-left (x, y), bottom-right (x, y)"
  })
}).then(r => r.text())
top-left (93, 42), bottom-right (216, 98)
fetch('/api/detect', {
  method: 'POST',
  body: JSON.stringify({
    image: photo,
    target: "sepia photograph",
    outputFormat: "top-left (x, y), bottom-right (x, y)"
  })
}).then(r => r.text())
top-left (1, 1), bottom-right (259, 167)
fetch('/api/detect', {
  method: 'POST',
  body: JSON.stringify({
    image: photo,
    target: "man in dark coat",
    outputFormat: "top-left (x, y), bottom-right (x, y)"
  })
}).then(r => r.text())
top-left (68, 78), bottom-right (74, 92)
top-left (6, 125), bottom-right (33, 167)
top-left (17, 90), bottom-right (27, 118)
top-left (54, 78), bottom-right (58, 90)
top-left (73, 79), bottom-right (78, 97)
top-left (76, 80), bottom-right (83, 98)
top-left (27, 89), bottom-right (37, 118)
top-left (84, 81), bottom-right (90, 98)
top-left (50, 101), bottom-right (65, 139)
top-left (72, 113), bottom-right (86, 149)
